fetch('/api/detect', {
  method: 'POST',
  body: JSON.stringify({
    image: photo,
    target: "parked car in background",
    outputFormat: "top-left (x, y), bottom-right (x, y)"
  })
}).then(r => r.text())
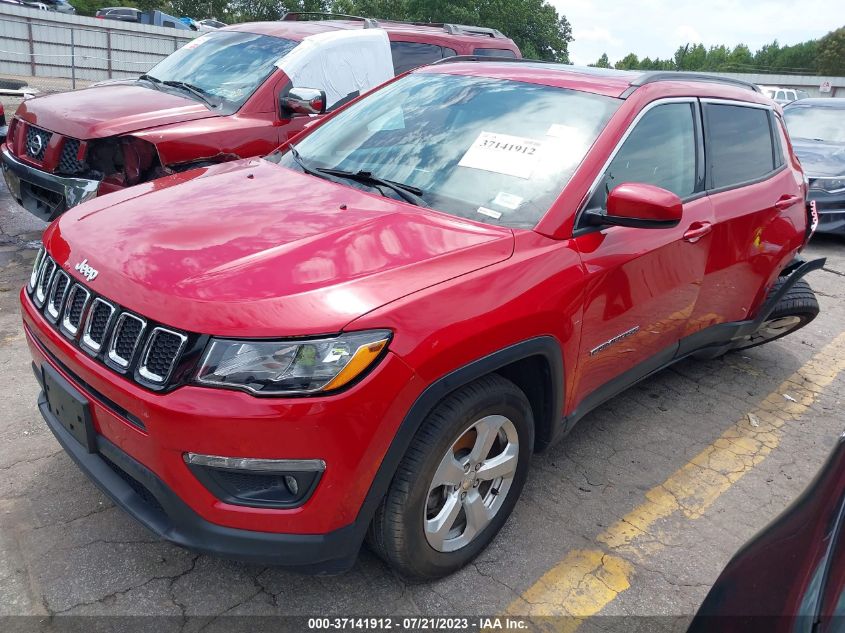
top-left (197, 18), bottom-right (226, 30)
top-left (0, 15), bottom-right (520, 221)
top-left (95, 6), bottom-right (141, 22)
top-left (760, 85), bottom-right (810, 105)
top-left (39, 0), bottom-right (75, 13)
top-left (784, 98), bottom-right (845, 236)
top-left (140, 9), bottom-right (191, 30)
top-left (688, 430), bottom-right (845, 633)
top-left (0, 103), bottom-right (6, 144)
top-left (18, 0), bottom-right (49, 9)
top-left (20, 63), bottom-right (822, 578)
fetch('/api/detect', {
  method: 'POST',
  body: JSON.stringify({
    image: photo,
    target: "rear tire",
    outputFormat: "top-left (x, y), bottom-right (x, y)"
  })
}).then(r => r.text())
top-left (733, 278), bottom-right (819, 350)
top-left (367, 374), bottom-right (533, 580)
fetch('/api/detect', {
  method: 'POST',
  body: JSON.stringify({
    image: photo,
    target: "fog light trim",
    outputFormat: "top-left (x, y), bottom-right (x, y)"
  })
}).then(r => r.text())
top-left (184, 453), bottom-right (325, 472)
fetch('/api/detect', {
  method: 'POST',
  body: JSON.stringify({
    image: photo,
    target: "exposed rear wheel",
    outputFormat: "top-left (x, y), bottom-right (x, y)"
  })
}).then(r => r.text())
top-left (734, 278), bottom-right (819, 350)
top-left (367, 374), bottom-right (533, 579)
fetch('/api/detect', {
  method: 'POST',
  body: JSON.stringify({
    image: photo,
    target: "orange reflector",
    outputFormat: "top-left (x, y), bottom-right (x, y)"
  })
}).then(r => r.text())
top-left (321, 338), bottom-right (389, 392)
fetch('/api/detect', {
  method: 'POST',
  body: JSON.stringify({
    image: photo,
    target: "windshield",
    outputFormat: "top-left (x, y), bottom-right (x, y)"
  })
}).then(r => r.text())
top-left (268, 73), bottom-right (620, 228)
top-left (784, 105), bottom-right (845, 143)
top-left (144, 31), bottom-right (298, 111)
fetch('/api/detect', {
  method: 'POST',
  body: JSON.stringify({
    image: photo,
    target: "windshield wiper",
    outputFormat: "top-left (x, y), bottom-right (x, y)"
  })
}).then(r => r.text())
top-left (317, 168), bottom-right (427, 207)
top-left (161, 80), bottom-right (217, 108)
top-left (137, 73), bottom-right (161, 89)
top-left (287, 148), bottom-right (427, 207)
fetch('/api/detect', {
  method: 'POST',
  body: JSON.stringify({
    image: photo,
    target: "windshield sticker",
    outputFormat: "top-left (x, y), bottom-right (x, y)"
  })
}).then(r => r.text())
top-left (477, 206), bottom-right (503, 220)
top-left (493, 192), bottom-right (523, 210)
top-left (458, 132), bottom-right (543, 179)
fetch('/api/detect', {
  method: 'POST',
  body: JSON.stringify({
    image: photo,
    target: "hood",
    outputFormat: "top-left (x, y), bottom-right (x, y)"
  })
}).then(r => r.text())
top-left (45, 159), bottom-right (514, 337)
top-left (791, 138), bottom-right (845, 178)
top-left (16, 82), bottom-right (218, 140)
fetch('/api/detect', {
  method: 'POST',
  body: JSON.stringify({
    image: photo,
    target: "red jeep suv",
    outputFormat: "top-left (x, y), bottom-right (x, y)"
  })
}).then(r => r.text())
top-left (0, 15), bottom-right (520, 222)
top-left (21, 60), bottom-right (822, 579)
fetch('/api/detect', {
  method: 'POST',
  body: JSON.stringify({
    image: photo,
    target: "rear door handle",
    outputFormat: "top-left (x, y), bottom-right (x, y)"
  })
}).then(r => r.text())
top-left (683, 221), bottom-right (712, 243)
top-left (775, 195), bottom-right (802, 210)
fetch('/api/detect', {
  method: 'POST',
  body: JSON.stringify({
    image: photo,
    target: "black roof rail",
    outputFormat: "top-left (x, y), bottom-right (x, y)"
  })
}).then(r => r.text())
top-left (373, 20), bottom-right (506, 38)
top-left (280, 11), bottom-right (379, 28)
top-left (628, 72), bottom-right (762, 94)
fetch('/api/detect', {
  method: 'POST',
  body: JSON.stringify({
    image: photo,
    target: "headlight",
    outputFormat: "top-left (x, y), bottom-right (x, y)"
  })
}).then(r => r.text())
top-left (196, 330), bottom-right (391, 395)
top-left (810, 177), bottom-right (845, 194)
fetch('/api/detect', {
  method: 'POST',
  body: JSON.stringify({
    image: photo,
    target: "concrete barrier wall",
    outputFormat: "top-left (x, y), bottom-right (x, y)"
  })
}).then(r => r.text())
top-left (0, 4), bottom-right (199, 84)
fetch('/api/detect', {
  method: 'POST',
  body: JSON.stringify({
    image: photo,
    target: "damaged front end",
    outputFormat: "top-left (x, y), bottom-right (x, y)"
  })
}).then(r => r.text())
top-left (1, 130), bottom-right (170, 222)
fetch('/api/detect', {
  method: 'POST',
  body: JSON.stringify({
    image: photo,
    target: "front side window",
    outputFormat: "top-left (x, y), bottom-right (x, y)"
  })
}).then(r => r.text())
top-left (784, 105), bottom-right (845, 143)
top-left (269, 73), bottom-right (620, 228)
top-left (705, 104), bottom-right (775, 189)
top-left (145, 31), bottom-right (298, 111)
top-left (587, 102), bottom-right (697, 210)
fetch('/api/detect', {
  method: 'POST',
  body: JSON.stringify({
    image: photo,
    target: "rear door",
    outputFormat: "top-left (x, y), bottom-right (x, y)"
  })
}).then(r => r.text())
top-left (571, 99), bottom-right (713, 410)
top-left (684, 100), bottom-right (803, 339)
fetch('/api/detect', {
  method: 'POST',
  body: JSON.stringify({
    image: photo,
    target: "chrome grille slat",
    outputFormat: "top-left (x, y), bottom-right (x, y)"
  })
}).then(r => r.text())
top-left (107, 313), bottom-right (146, 368)
top-left (60, 284), bottom-right (91, 338)
top-left (81, 298), bottom-right (116, 354)
top-left (26, 253), bottom-right (189, 389)
top-left (34, 256), bottom-right (56, 308)
top-left (138, 327), bottom-right (188, 384)
top-left (45, 270), bottom-right (71, 322)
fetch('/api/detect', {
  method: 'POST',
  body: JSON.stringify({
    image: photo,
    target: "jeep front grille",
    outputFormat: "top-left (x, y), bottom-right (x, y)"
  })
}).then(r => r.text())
top-left (28, 248), bottom-right (193, 390)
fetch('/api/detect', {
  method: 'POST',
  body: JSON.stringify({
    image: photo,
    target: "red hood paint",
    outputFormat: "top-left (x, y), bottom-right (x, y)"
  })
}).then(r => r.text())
top-left (45, 159), bottom-right (514, 337)
top-left (16, 83), bottom-right (218, 140)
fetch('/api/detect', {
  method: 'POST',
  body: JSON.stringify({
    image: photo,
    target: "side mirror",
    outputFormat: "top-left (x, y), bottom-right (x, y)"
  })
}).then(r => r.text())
top-left (586, 183), bottom-right (683, 229)
top-left (281, 88), bottom-right (327, 117)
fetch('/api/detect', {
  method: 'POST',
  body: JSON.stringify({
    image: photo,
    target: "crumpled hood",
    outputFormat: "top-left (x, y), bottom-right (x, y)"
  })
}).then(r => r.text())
top-left (791, 138), bottom-right (845, 178)
top-left (16, 82), bottom-right (218, 140)
top-left (45, 159), bottom-right (514, 337)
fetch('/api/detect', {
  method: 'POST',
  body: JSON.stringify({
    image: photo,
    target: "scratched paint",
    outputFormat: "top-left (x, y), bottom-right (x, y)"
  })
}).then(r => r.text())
top-left (506, 332), bottom-right (845, 622)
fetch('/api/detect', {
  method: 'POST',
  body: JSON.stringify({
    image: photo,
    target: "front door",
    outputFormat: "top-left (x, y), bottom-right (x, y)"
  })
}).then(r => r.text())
top-left (571, 100), bottom-right (713, 412)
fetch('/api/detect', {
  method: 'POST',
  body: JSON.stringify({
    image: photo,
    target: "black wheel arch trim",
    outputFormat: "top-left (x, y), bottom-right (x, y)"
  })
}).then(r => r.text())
top-left (351, 336), bottom-right (564, 542)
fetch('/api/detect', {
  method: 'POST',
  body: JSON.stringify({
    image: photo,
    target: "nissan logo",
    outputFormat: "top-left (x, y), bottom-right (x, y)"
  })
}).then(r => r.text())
top-left (27, 134), bottom-right (43, 157)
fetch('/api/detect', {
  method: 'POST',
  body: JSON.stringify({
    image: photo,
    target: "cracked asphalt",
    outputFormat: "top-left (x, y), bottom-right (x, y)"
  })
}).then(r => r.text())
top-left (0, 182), bottom-right (844, 631)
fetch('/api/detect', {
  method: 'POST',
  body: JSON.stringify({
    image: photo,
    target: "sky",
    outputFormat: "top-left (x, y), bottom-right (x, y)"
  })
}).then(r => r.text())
top-left (551, 0), bottom-right (839, 66)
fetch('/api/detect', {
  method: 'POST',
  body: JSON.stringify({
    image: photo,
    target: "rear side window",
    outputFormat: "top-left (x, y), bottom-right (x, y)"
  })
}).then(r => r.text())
top-left (473, 48), bottom-right (517, 58)
top-left (704, 104), bottom-right (775, 189)
top-left (390, 42), bottom-right (448, 74)
top-left (588, 102), bottom-right (698, 209)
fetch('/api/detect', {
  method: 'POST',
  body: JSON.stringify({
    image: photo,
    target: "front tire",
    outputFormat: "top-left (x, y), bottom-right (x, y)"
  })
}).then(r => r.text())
top-left (734, 278), bottom-right (819, 351)
top-left (367, 374), bottom-right (534, 579)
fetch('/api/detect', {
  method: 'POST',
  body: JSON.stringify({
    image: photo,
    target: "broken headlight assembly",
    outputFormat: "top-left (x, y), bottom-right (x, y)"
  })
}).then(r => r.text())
top-left (195, 330), bottom-right (392, 395)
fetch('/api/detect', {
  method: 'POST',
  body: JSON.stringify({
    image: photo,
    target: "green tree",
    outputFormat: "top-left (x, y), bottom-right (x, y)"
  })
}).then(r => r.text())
top-left (591, 52), bottom-right (610, 68)
top-left (614, 52), bottom-right (638, 70)
top-left (817, 27), bottom-right (845, 75)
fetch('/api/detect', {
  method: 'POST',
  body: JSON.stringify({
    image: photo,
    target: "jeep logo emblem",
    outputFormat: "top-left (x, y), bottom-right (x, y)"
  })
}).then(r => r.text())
top-left (74, 258), bottom-right (98, 282)
top-left (27, 134), bottom-right (43, 157)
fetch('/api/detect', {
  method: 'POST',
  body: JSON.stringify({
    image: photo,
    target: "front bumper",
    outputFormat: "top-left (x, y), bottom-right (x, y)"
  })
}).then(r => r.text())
top-left (35, 378), bottom-right (359, 571)
top-left (808, 188), bottom-right (845, 236)
top-left (21, 289), bottom-right (421, 568)
top-left (1, 144), bottom-right (98, 222)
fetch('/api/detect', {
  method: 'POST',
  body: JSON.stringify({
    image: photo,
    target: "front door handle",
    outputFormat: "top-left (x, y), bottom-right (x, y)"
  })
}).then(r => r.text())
top-left (683, 221), bottom-right (712, 243)
top-left (774, 195), bottom-right (802, 211)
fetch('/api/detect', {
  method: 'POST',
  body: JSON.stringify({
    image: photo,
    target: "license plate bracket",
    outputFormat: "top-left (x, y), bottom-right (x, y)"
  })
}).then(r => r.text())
top-left (42, 364), bottom-right (96, 453)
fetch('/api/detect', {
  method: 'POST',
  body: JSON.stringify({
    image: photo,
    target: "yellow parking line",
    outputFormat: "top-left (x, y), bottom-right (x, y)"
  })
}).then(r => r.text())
top-left (507, 332), bottom-right (845, 624)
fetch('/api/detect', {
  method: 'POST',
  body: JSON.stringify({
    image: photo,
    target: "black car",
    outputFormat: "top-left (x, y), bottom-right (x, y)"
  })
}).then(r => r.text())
top-left (688, 430), bottom-right (845, 632)
top-left (95, 6), bottom-right (141, 22)
top-left (784, 98), bottom-right (845, 236)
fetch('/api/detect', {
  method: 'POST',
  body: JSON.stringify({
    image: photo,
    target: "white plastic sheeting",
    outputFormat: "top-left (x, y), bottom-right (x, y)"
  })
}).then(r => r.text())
top-left (276, 29), bottom-right (395, 109)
